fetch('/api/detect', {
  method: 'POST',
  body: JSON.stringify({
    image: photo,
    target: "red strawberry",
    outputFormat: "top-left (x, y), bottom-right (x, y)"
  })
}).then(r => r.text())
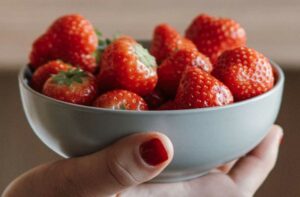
top-left (158, 49), bottom-right (212, 97)
top-left (175, 66), bottom-right (233, 109)
top-left (150, 24), bottom-right (197, 63)
top-left (186, 14), bottom-right (246, 64)
top-left (143, 88), bottom-right (166, 109)
top-left (97, 36), bottom-right (158, 96)
top-left (43, 69), bottom-right (97, 105)
top-left (93, 90), bottom-right (148, 110)
top-left (30, 14), bottom-right (98, 73)
top-left (31, 60), bottom-right (72, 92)
top-left (212, 47), bottom-right (274, 101)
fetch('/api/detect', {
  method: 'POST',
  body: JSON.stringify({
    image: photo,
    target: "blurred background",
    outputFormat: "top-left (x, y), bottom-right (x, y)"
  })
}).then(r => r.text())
top-left (0, 0), bottom-right (299, 196)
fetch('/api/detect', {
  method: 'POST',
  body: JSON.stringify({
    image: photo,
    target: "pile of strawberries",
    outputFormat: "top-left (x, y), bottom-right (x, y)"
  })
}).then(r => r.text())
top-left (29, 14), bottom-right (275, 111)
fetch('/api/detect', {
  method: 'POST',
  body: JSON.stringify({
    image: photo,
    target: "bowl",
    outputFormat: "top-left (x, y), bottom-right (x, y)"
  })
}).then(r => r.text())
top-left (18, 56), bottom-right (284, 182)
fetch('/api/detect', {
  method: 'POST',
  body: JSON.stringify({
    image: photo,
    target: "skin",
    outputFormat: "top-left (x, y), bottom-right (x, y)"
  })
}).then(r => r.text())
top-left (3, 125), bottom-right (283, 197)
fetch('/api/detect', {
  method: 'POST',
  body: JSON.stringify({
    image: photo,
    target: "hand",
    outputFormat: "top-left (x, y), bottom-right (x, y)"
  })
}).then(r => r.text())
top-left (3, 125), bottom-right (283, 197)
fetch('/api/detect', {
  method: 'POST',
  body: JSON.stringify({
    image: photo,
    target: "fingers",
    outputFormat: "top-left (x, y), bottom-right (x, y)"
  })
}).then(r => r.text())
top-left (217, 160), bottom-right (238, 173)
top-left (59, 132), bottom-right (174, 196)
top-left (228, 125), bottom-right (283, 196)
top-left (3, 132), bottom-right (173, 197)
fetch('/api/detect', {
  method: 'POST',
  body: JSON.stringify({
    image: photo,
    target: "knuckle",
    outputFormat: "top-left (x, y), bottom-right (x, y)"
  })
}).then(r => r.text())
top-left (106, 149), bottom-right (140, 187)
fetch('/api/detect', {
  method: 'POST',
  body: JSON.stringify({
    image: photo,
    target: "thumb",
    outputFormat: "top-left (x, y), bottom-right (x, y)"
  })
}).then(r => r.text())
top-left (59, 132), bottom-right (174, 196)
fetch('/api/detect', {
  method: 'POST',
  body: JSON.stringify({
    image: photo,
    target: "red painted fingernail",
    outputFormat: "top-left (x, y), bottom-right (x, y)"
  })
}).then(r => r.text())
top-left (139, 138), bottom-right (168, 166)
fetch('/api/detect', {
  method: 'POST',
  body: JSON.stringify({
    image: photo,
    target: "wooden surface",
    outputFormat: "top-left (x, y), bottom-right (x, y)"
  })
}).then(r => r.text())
top-left (0, 68), bottom-right (300, 196)
top-left (0, 0), bottom-right (300, 69)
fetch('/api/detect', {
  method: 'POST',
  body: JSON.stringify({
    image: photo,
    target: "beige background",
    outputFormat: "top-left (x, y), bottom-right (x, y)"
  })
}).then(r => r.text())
top-left (1, 0), bottom-right (300, 196)
top-left (0, 0), bottom-right (300, 69)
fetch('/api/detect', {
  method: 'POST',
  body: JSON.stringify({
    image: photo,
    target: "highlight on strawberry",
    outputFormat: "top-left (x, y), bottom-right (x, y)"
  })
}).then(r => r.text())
top-left (93, 89), bottom-right (148, 110)
top-left (27, 13), bottom-right (276, 111)
top-left (97, 36), bottom-right (158, 96)
top-left (29, 14), bottom-right (99, 73)
top-left (30, 60), bottom-right (72, 92)
top-left (175, 66), bottom-right (234, 109)
top-left (150, 23), bottom-right (197, 63)
top-left (212, 47), bottom-right (275, 101)
top-left (43, 68), bottom-right (98, 105)
top-left (157, 48), bottom-right (212, 97)
top-left (185, 14), bottom-right (246, 64)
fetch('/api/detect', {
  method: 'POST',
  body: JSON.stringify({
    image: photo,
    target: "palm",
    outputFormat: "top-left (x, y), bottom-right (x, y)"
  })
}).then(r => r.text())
top-left (121, 125), bottom-right (282, 197)
top-left (121, 173), bottom-right (241, 197)
top-left (3, 126), bottom-right (282, 197)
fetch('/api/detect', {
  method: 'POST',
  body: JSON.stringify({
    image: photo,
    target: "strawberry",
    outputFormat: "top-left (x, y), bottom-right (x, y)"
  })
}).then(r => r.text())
top-left (43, 69), bottom-right (97, 105)
top-left (150, 24), bottom-right (197, 63)
top-left (185, 14), bottom-right (246, 64)
top-left (93, 90), bottom-right (148, 110)
top-left (29, 14), bottom-right (98, 73)
top-left (97, 36), bottom-right (158, 96)
top-left (30, 60), bottom-right (72, 92)
top-left (212, 47), bottom-right (274, 101)
top-left (143, 88), bottom-right (166, 109)
top-left (175, 66), bottom-right (233, 109)
top-left (158, 49), bottom-right (212, 97)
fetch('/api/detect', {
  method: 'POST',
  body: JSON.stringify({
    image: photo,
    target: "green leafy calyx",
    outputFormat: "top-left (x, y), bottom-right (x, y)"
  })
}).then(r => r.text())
top-left (52, 69), bottom-right (87, 86)
top-left (119, 103), bottom-right (127, 110)
top-left (93, 29), bottom-right (119, 64)
top-left (133, 44), bottom-right (157, 68)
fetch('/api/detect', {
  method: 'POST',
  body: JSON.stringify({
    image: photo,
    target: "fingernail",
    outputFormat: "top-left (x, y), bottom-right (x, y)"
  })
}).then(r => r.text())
top-left (139, 138), bottom-right (168, 166)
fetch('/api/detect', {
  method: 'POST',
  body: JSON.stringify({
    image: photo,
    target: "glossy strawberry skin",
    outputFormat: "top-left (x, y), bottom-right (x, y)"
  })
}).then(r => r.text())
top-left (158, 49), bottom-right (212, 97)
top-left (93, 90), bottom-right (148, 110)
top-left (30, 14), bottom-right (98, 73)
top-left (30, 60), bottom-right (72, 92)
top-left (97, 36), bottom-right (158, 96)
top-left (212, 47), bottom-right (274, 101)
top-left (43, 69), bottom-right (97, 105)
top-left (150, 24), bottom-right (197, 63)
top-left (186, 14), bottom-right (246, 64)
top-left (175, 66), bottom-right (233, 109)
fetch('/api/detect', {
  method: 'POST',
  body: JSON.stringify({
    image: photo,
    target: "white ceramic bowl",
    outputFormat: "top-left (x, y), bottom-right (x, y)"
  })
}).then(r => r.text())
top-left (19, 60), bottom-right (284, 182)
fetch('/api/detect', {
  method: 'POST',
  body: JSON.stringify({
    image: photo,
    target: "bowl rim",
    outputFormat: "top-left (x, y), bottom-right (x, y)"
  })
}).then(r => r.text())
top-left (19, 61), bottom-right (284, 115)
